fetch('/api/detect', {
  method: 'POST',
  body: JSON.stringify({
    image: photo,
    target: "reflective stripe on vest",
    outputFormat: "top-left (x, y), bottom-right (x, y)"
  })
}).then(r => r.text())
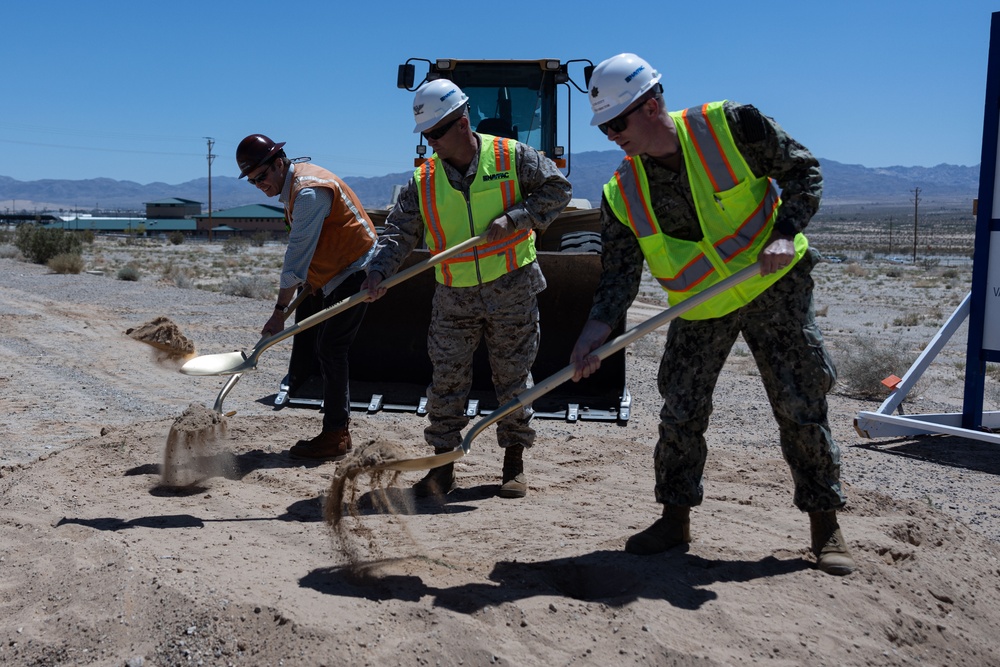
top-left (604, 101), bottom-right (807, 319)
top-left (285, 163), bottom-right (376, 289)
top-left (416, 135), bottom-right (536, 287)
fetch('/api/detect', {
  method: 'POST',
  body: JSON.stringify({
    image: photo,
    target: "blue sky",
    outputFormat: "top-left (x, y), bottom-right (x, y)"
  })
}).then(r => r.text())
top-left (2, 1), bottom-right (997, 185)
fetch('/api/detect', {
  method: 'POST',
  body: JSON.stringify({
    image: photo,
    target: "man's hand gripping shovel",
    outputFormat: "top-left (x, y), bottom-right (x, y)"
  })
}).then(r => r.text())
top-left (372, 263), bottom-right (763, 473)
top-left (180, 233), bottom-right (489, 414)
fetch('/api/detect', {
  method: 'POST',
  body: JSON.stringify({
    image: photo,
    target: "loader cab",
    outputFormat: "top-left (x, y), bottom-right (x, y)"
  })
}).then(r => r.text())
top-left (398, 58), bottom-right (594, 173)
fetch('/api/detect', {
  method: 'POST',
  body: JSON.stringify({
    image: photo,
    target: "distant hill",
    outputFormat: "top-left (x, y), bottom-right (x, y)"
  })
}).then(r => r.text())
top-left (0, 153), bottom-right (981, 214)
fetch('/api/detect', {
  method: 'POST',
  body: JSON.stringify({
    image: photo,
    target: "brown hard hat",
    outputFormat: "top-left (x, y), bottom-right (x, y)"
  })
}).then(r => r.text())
top-left (236, 134), bottom-right (286, 178)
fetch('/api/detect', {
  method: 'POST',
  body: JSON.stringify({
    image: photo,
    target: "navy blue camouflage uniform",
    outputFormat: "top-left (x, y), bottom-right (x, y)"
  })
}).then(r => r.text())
top-left (590, 101), bottom-right (846, 513)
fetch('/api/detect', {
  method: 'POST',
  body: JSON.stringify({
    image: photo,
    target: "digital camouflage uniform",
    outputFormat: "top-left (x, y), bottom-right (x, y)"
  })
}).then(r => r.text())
top-left (370, 135), bottom-right (572, 452)
top-left (590, 101), bottom-right (846, 513)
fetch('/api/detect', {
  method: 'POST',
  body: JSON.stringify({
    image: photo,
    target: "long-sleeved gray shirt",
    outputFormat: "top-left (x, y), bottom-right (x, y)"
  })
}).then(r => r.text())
top-left (368, 134), bottom-right (573, 290)
top-left (589, 101), bottom-right (823, 329)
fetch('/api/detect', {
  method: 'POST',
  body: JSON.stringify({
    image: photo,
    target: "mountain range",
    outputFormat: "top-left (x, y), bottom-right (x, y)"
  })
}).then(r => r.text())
top-left (0, 151), bottom-right (982, 214)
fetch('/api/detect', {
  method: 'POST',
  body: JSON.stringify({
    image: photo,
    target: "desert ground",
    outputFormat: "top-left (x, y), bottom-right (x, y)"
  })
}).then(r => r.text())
top-left (2, 232), bottom-right (1000, 666)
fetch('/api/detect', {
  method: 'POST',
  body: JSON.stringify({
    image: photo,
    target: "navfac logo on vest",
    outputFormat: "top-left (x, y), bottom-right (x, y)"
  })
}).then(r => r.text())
top-left (482, 172), bottom-right (510, 182)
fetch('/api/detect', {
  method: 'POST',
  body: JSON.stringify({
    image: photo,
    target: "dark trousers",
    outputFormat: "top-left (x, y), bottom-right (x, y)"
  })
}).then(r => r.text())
top-left (654, 249), bottom-right (845, 512)
top-left (316, 270), bottom-right (368, 431)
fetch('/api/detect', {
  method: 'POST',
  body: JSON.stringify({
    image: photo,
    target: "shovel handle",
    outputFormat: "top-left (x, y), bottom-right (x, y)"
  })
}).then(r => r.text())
top-left (211, 287), bottom-right (312, 414)
top-left (459, 263), bottom-right (763, 453)
top-left (240, 233), bottom-right (489, 368)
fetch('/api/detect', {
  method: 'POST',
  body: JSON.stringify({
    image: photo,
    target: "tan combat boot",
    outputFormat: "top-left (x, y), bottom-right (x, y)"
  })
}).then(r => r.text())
top-left (498, 444), bottom-right (527, 498)
top-left (624, 505), bottom-right (691, 555)
top-left (809, 510), bottom-right (856, 576)
top-left (412, 448), bottom-right (457, 498)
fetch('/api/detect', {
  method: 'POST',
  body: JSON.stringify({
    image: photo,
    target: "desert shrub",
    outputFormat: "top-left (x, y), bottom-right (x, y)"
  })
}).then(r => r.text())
top-left (117, 263), bottom-right (140, 281)
top-left (222, 236), bottom-right (250, 255)
top-left (844, 264), bottom-right (867, 278)
top-left (919, 257), bottom-right (941, 270)
top-left (168, 231), bottom-right (185, 246)
top-left (221, 275), bottom-right (273, 299)
top-left (161, 263), bottom-right (194, 289)
top-left (79, 229), bottom-right (95, 244)
top-left (892, 312), bottom-right (922, 327)
top-left (251, 231), bottom-right (269, 247)
top-left (174, 273), bottom-right (194, 289)
top-left (0, 244), bottom-right (20, 259)
top-left (47, 253), bottom-right (85, 274)
top-left (14, 224), bottom-right (83, 264)
top-left (986, 363), bottom-right (1000, 383)
top-left (834, 334), bottom-right (915, 399)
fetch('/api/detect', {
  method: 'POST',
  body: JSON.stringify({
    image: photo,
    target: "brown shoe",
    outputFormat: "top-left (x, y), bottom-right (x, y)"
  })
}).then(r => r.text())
top-left (498, 444), bottom-right (527, 498)
top-left (288, 427), bottom-right (352, 461)
top-left (809, 510), bottom-right (856, 576)
top-left (625, 505), bottom-right (691, 555)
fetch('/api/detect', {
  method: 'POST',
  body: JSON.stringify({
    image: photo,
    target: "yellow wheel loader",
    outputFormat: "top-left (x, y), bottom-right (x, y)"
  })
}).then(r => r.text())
top-left (276, 58), bottom-right (631, 423)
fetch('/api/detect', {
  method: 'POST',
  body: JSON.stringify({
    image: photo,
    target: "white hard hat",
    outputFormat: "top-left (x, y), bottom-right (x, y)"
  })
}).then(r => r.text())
top-left (588, 53), bottom-right (663, 126)
top-left (412, 79), bottom-right (470, 134)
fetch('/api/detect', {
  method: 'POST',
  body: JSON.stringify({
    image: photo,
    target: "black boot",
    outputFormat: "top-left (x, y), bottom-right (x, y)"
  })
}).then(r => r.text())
top-left (412, 448), bottom-right (457, 498)
top-left (498, 444), bottom-right (527, 498)
top-left (625, 505), bottom-right (691, 555)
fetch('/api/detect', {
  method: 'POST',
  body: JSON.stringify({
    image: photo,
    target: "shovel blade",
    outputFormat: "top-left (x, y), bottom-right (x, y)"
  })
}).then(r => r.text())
top-left (372, 448), bottom-right (464, 472)
top-left (179, 351), bottom-right (254, 376)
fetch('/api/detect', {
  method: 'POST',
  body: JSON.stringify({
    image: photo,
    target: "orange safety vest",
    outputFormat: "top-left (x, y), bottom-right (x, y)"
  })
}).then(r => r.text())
top-left (285, 163), bottom-right (376, 289)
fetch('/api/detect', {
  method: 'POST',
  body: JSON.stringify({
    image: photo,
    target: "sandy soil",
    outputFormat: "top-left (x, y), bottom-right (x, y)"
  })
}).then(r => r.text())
top-left (2, 247), bottom-right (1000, 666)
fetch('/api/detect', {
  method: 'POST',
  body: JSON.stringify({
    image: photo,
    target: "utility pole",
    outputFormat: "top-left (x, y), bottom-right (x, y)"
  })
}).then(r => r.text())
top-left (888, 215), bottom-right (893, 256)
top-left (205, 137), bottom-right (216, 241)
top-left (911, 187), bottom-right (921, 263)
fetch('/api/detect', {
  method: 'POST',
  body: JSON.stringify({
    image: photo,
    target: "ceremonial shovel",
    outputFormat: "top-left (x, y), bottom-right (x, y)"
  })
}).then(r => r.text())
top-left (374, 263), bottom-right (762, 472)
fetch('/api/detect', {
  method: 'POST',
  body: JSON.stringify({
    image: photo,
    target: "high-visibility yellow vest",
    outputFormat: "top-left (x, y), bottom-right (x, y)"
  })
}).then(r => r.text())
top-left (604, 101), bottom-right (808, 319)
top-left (416, 134), bottom-right (536, 287)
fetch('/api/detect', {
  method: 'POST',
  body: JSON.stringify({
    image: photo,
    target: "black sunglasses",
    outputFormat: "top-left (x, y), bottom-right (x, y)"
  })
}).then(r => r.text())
top-left (422, 116), bottom-right (461, 141)
top-left (598, 100), bottom-right (647, 136)
top-left (247, 161), bottom-right (273, 185)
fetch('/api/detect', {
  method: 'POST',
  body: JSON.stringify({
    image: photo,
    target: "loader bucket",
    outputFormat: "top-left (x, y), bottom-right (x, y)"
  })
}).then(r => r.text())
top-left (279, 213), bottom-right (628, 422)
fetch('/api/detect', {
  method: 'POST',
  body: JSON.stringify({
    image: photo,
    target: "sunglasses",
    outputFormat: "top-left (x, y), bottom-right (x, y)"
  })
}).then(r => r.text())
top-left (422, 116), bottom-right (461, 141)
top-left (598, 99), bottom-right (648, 136)
top-left (247, 161), bottom-right (273, 185)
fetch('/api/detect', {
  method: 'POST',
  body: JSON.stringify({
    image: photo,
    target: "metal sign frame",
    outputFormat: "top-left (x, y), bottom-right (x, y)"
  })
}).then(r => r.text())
top-left (854, 11), bottom-right (1000, 445)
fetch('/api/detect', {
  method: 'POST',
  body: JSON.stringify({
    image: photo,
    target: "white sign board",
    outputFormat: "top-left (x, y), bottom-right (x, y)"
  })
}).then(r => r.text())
top-left (984, 230), bottom-right (1000, 351)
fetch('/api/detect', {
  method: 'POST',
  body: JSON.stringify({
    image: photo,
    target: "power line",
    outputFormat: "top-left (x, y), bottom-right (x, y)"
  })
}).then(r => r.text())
top-left (0, 138), bottom-right (202, 157)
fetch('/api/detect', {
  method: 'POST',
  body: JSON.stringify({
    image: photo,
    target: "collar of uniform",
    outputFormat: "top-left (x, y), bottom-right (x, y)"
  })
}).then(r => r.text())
top-left (278, 162), bottom-right (295, 204)
top-left (440, 133), bottom-right (482, 186)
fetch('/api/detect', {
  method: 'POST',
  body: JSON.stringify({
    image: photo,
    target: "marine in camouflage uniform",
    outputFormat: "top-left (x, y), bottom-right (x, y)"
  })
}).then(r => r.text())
top-left (590, 101), bottom-right (844, 513)
top-left (368, 126), bottom-right (572, 497)
top-left (575, 61), bottom-right (854, 574)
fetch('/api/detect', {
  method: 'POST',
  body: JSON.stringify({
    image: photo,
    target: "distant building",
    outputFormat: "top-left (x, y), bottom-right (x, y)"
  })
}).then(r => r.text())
top-left (43, 215), bottom-right (197, 235)
top-left (193, 204), bottom-right (286, 237)
top-left (144, 198), bottom-right (202, 219)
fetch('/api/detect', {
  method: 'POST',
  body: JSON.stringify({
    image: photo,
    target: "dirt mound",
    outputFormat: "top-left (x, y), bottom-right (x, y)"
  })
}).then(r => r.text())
top-left (160, 402), bottom-right (232, 488)
top-left (126, 316), bottom-right (195, 357)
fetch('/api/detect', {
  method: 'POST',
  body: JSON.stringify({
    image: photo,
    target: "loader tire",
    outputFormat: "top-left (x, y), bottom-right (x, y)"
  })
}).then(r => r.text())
top-left (558, 231), bottom-right (602, 254)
